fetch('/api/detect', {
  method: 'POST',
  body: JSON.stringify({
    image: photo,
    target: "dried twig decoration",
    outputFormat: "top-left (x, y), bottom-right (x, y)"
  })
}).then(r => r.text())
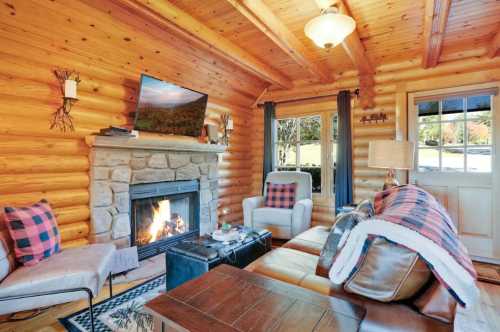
top-left (52, 69), bottom-right (80, 132)
top-left (220, 113), bottom-right (233, 146)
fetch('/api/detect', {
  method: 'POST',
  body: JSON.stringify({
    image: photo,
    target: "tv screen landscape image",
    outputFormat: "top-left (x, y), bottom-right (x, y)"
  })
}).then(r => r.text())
top-left (134, 74), bottom-right (208, 137)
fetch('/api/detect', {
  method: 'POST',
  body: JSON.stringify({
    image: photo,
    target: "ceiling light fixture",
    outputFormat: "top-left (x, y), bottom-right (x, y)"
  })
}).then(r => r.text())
top-left (304, 5), bottom-right (356, 49)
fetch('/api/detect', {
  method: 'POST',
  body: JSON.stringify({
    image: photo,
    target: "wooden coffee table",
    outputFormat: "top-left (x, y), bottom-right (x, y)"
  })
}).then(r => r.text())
top-left (145, 264), bottom-right (365, 332)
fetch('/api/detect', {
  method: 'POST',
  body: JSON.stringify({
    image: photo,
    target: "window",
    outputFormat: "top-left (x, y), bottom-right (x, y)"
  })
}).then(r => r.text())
top-left (416, 94), bottom-right (492, 173)
top-left (275, 116), bottom-right (322, 192)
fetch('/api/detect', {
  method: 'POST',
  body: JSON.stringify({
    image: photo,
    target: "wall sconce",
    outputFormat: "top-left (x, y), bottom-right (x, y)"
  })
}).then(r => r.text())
top-left (220, 113), bottom-right (233, 146)
top-left (51, 69), bottom-right (80, 132)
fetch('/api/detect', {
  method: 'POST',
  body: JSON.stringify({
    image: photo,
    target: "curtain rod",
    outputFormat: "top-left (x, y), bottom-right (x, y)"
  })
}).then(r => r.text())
top-left (257, 88), bottom-right (360, 108)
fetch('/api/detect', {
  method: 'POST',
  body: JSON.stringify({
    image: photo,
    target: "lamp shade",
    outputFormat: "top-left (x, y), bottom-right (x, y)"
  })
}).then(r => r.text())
top-left (304, 11), bottom-right (356, 48)
top-left (368, 140), bottom-right (415, 170)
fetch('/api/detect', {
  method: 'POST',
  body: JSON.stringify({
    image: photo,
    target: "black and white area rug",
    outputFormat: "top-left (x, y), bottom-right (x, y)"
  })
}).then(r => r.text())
top-left (59, 275), bottom-right (165, 332)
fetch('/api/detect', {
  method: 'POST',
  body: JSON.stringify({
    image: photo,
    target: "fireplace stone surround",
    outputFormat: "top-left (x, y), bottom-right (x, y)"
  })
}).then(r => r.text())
top-left (85, 136), bottom-right (225, 250)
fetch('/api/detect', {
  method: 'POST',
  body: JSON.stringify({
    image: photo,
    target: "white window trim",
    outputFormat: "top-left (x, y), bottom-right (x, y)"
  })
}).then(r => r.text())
top-left (409, 82), bottom-right (497, 176)
top-left (273, 111), bottom-right (337, 200)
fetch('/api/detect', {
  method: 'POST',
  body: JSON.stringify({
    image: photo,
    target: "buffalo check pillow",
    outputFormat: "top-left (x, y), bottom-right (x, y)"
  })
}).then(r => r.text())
top-left (265, 182), bottom-right (297, 209)
top-left (4, 199), bottom-right (61, 266)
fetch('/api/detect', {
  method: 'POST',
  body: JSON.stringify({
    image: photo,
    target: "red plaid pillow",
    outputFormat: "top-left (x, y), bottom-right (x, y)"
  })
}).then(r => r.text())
top-left (265, 182), bottom-right (297, 209)
top-left (4, 199), bottom-right (61, 266)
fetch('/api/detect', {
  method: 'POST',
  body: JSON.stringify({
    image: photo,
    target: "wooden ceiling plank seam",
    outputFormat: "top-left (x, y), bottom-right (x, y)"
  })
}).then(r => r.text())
top-left (487, 28), bottom-right (500, 58)
top-left (422, 0), bottom-right (451, 68)
top-left (115, 0), bottom-right (293, 89)
top-left (226, 0), bottom-right (333, 83)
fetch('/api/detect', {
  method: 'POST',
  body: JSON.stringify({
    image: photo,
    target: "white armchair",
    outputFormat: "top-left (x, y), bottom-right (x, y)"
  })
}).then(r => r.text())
top-left (243, 171), bottom-right (313, 239)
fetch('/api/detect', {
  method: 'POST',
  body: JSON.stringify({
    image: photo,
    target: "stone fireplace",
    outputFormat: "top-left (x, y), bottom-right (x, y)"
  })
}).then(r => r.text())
top-left (86, 136), bottom-right (224, 257)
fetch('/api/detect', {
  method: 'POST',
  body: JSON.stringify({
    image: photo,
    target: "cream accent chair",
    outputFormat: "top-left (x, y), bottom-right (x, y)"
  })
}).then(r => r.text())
top-left (0, 218), bottom-right (115, 331)
top-left (243, 171), bottom-right (313, 239)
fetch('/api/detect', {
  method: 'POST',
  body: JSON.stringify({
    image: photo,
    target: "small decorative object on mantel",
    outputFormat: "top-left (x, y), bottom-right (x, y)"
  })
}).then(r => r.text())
top-left (360, 112), bottom-right (388, 125)
top-left (206, 124), bottom-right (219, 144)
top-left (51, 69), bottom-right (80, 132)
top-left (220, 113), bottom-right (233, 146)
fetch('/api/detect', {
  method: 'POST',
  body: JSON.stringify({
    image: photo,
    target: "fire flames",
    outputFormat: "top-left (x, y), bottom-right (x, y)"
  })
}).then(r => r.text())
top-left (146, 200), bottom-right (186, 244)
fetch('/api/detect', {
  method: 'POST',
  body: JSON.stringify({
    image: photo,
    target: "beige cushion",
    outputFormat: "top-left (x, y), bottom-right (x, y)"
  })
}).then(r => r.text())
top-left (283, 226), bottom-right (330, 256)
top-left (0, 243), bottom-right (115, 315)
top-left (344, 237), bottom-right (431, 302)
top-left (245, 247), bottom-right (318, 285)
top-left (253, 207), bottom-right (293, 238)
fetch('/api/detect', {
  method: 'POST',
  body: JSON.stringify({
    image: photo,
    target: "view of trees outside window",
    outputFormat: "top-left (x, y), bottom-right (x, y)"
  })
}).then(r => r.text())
top-left (417, 94), bottom-right (492, 172)
top-left (276, 116), bottom-right (322, 192)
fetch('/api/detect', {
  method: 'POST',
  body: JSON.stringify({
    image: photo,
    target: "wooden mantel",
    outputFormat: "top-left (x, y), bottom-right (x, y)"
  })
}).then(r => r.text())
top-left (85, 136), bottom-right (227, 153)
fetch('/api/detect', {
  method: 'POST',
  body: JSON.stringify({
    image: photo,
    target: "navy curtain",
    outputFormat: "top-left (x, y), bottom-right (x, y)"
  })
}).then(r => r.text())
top-left (335, 91), bottom-right (353, 210)
top-left (262, 102), bottom-right (276, 192)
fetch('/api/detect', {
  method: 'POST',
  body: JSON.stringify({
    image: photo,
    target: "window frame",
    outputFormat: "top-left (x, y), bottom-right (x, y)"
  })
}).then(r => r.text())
top-left (415, 95), bottom-right (493, 173)
top-left (273, 112), bottom-right (337, 199)
top-left (409, 84), bottom-right (497, 175)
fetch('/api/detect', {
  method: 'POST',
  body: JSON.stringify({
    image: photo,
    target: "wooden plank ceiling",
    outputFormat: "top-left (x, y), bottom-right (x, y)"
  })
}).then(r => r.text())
top-left (123, 0), bottom-right (499, 94)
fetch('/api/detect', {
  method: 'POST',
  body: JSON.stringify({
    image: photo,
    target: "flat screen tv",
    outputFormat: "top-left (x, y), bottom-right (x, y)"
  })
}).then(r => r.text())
top-left (134, 74), bottom-right (208, 137)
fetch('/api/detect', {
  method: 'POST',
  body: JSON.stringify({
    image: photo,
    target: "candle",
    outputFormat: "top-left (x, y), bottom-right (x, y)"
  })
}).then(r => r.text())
top-left (227, 118), bottom-right (234, 130)
top-left (64, 79), bottom-right (78, 99)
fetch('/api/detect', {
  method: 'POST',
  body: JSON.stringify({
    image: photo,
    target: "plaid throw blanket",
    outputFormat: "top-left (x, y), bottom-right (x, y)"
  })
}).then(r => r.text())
top-left (329, 185), bottom-right (479, 307)
top-left (374, 185), bottom-right (476, 280)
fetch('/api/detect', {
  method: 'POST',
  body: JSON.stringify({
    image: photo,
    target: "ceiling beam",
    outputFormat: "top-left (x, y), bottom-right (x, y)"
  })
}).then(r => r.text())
top-left (226, 0), bottom-right (333, 83)
top-left (422, 0), bottom-right (451, 68)
top-left (487, 29), bottom-right (500, 58)
top-left (116, 0), bottom-right (292, 89)
top-left (314, 0), bottom-right (374, 108)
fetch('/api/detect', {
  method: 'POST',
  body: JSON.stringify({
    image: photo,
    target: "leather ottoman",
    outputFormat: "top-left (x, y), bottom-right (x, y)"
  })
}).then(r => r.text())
top-left (166, 229), bottom-right (271, 289)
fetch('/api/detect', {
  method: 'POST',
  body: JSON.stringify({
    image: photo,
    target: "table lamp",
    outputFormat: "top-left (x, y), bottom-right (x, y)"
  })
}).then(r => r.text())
top-left (368, 140), bottom-right (415, 190)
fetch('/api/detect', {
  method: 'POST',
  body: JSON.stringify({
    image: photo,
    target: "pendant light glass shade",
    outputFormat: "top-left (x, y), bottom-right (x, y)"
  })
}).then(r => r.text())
top-left (304, 11), bottom-right (356, 49)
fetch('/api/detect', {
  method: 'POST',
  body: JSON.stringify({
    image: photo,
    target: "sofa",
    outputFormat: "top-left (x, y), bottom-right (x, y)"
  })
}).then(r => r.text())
top-left (245, 226), bottom-right (453, 332)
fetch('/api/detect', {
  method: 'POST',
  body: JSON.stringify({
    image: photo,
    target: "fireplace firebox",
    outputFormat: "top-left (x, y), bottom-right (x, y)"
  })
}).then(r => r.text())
top-left (130, 180), bottom-right (200, 260)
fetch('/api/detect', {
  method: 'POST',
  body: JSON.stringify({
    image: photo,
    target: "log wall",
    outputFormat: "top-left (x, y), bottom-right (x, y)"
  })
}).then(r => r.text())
top-left (0, 0), bottom-right (260, 248)
top-left (252, 54), bottom-right (500, 226)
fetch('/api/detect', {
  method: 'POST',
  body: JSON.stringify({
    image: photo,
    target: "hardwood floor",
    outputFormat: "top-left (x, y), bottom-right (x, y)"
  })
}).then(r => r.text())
top-left (0, 279), bottom-right (499, 331)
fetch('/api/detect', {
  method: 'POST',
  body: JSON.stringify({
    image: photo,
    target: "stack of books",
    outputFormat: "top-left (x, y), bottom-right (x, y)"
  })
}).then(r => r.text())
top-left (98, 126), bottom-right (137, 137)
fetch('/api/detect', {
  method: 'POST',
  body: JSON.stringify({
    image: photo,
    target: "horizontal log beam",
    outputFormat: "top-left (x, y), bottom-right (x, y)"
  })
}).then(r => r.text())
top-left (422, 0), bottom-right (451, 68)
top-left (0, 189), bottom-right (89, 208)
top-left (226, 0), bottom-right (332, 83)
top-left (116, 0), bottom-right (292, 89)
top-left (0, 155), bottom-right (89, 174)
